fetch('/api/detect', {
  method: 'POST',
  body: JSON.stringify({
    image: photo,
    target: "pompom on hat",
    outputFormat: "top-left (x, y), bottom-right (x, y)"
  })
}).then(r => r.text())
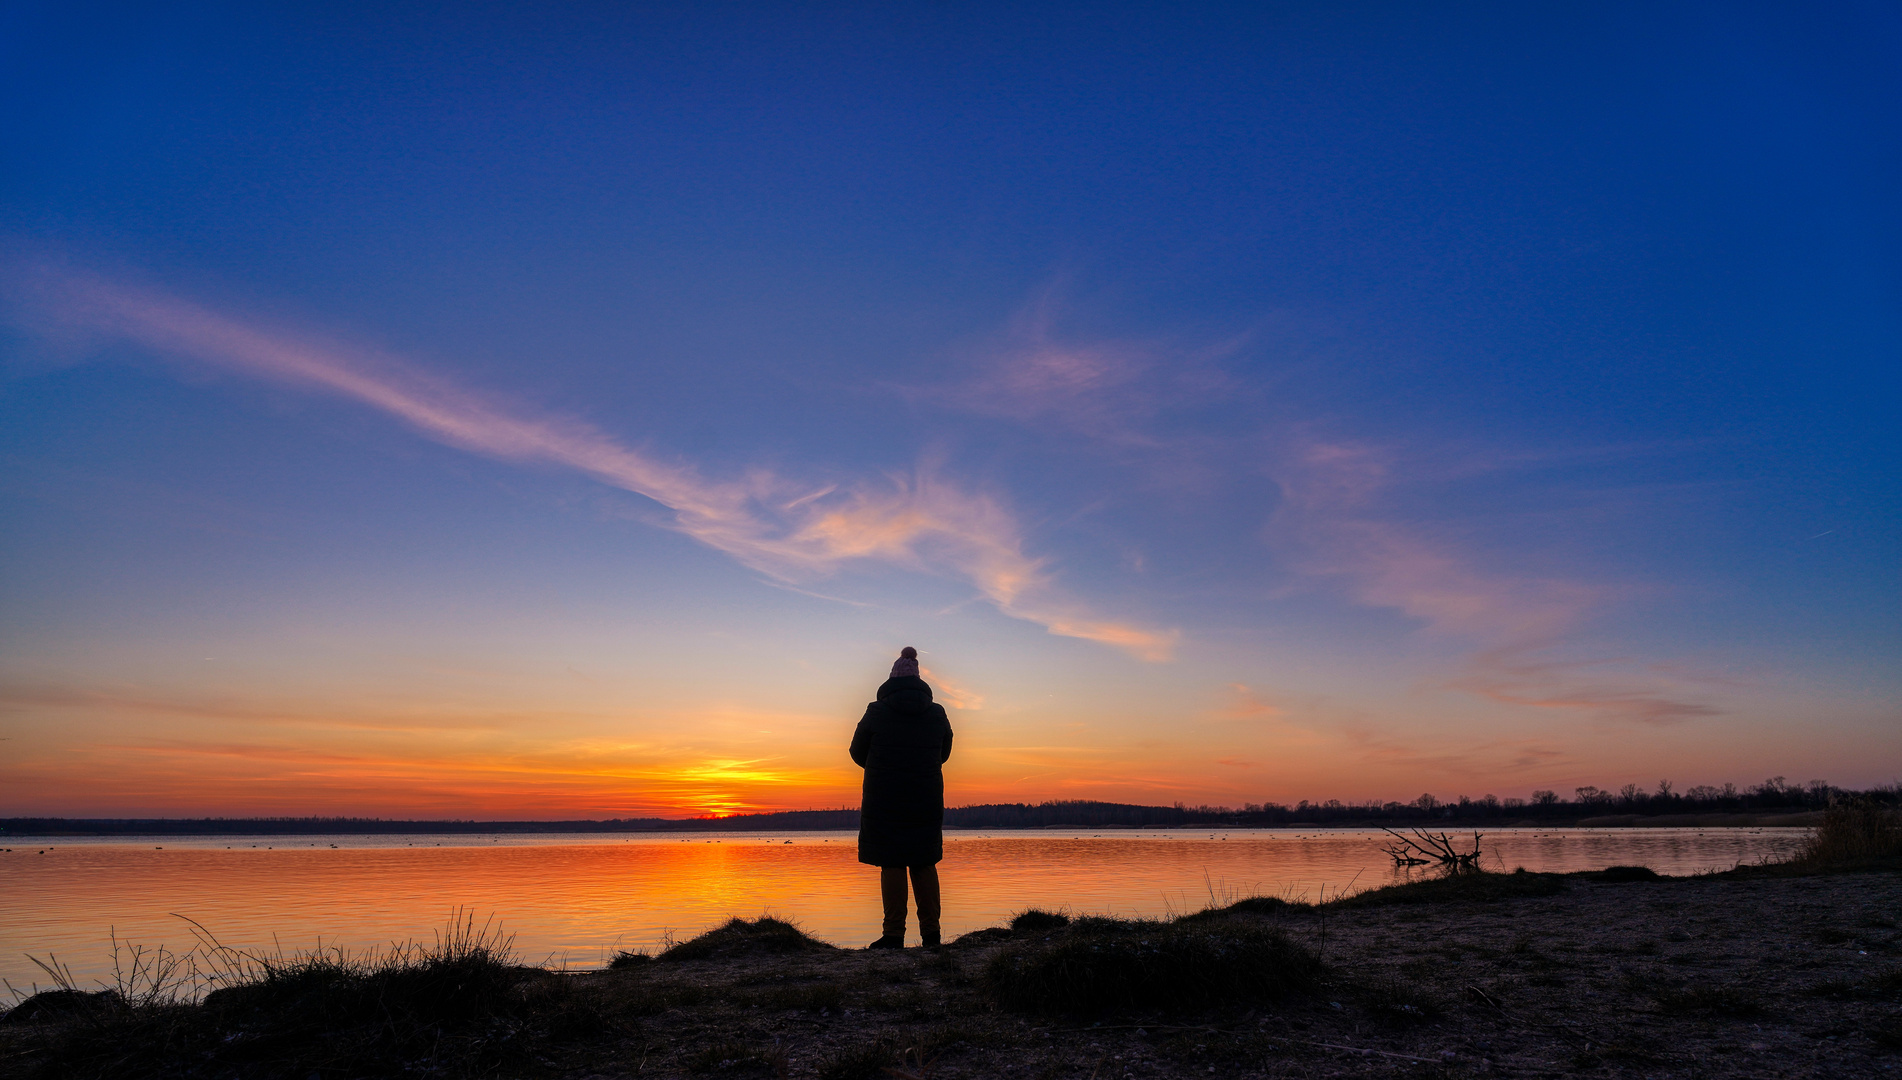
top-left (889, 646), bottom-right (920, 679)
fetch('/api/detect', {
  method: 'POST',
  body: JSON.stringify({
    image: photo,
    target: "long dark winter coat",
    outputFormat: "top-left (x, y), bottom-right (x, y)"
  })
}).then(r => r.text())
top-left (850, 676), bottom-right (954, 867)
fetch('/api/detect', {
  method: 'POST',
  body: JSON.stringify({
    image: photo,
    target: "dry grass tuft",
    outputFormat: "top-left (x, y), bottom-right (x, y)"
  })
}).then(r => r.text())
top-left (660, 916), bottom-right (835, 962)
top-left (1797, 798), bottom-right (1902, 865)
top-left (3, 910), bottom-right (547, 1079)
top-left (1180, 895), bottom-right (1309, 922)
top-left (1593, 865), bottom-right (1663, 882)
top-left (1007, 909), bottom-right (1069, 932)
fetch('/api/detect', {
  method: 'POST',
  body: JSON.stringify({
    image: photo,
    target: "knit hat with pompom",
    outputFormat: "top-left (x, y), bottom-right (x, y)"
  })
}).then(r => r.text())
top-left (889, 646), bottom-right (919, 679)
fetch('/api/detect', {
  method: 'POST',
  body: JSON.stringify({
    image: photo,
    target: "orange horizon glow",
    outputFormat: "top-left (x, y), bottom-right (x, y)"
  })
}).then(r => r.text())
top-left (7, 701), bottom-right (1890, 821)
top-left (5, 642), bottom-right (1894, 822)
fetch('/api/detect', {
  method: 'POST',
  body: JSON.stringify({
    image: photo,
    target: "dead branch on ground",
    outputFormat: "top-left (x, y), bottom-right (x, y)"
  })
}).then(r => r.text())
top-left (1379, 827), bottom-right (1485, 871)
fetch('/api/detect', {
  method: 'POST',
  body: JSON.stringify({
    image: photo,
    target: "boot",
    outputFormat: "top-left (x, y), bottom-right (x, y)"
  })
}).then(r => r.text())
top-left (866, 934), bottom-right (904, 949)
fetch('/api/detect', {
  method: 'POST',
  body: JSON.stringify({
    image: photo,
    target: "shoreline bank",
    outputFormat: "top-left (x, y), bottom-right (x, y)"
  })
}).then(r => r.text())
top-left (5, 861), bottom-right (1898, 1079)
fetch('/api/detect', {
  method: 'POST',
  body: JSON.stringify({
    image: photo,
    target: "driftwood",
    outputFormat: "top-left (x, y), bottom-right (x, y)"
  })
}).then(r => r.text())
top-left (1379, 827), bottom-right (1485, 871)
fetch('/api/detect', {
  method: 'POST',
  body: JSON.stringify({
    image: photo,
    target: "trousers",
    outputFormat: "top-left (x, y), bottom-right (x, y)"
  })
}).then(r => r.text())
top-left (879, 864), bottom-right (941, 943)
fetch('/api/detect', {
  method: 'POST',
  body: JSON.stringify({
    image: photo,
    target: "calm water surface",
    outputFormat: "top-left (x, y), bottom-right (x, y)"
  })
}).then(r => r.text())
top-left (0, 828), bottom-right (1806, 993)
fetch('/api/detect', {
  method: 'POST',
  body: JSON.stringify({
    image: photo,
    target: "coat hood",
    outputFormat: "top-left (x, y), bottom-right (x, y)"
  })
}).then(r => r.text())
top-left (875, 675), bottom-right (934, 711)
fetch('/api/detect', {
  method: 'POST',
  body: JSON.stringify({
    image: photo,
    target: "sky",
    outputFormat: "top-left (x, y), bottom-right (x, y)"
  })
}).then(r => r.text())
top-left (1, 2), bottom-right (1897, 819)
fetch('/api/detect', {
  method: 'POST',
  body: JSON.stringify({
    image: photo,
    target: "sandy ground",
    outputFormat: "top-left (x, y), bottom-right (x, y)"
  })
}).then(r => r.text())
top-left (540, 870), bottom-right (1900, 1080)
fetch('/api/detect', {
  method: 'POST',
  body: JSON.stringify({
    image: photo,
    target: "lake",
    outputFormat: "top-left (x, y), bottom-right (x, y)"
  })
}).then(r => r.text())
top-left (0, 827), bottom-right (1807, 995)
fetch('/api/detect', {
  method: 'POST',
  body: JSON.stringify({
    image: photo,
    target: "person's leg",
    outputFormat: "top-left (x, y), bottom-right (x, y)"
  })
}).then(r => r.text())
top-left (909, 864), bottom-right (941, 947)
top-left (877, 864), bottom-right (910, 945)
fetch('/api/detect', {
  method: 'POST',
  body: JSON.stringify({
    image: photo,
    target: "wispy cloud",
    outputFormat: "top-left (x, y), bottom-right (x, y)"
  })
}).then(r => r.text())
top-left (927, 298), bottom-right (1606, 648)
top-left (1268, 437), bottom-right (1728, 725)
top-left (6, 266), bottom-right (1174, 658)
top-left (1218, 683), bottom-right (1281, 721)
top-left (919, 666), bottom-right (985, 710)
top-left (1273, 438), bottom-right (1603, 640)
top-left (919, 290), bottom-right (1236, 449)
top-left (1448, 646), bottom-right (1722, 726)
top-left (926, 296), bottom-right (1714, 727)
top-left (1337, 723), bottom-right (1577, 782)
top-left (0, 682), bottom-right (516, 733)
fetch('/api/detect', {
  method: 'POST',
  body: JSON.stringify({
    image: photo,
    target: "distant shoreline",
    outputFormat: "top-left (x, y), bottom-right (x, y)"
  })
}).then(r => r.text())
top-left (0, 806), bottom-right (1826, 837)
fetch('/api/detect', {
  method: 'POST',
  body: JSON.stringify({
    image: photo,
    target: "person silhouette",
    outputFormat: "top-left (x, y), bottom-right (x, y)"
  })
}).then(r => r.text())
top-left (850, 646), bottom-right (954, 949)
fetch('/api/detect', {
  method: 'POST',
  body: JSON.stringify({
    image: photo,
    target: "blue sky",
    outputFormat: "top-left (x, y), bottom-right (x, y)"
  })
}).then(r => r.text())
top-left (1, 2), bottom-right (1897, 817)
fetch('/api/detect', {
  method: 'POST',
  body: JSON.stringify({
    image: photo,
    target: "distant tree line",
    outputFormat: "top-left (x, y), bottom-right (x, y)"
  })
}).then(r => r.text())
top-left (944, 800), bottom-right (1191, 828)
top-left (1216, 777), bottom-right (1897, 827)
top-left (5, 780), bottom-right (1893, 837)
top-left (0, 811), bottom-right (861, 837)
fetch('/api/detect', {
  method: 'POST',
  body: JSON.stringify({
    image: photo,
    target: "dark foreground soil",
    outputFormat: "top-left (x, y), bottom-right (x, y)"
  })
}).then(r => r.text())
top-left (3, 867), bottom-right (1898, 1079)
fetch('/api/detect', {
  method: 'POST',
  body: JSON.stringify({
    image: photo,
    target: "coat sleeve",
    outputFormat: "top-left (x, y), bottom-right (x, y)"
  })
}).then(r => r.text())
top-left (849, 705), bottom-right (874, 767)
top-left (939, 706), bottom-right (954, 763)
